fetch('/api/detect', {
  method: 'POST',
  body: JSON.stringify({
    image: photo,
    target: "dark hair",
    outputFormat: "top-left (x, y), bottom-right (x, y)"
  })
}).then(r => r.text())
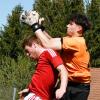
top-left (70, 14), bottom-right (91, 32)
top-left (22, 35), bottom-right (42, 48)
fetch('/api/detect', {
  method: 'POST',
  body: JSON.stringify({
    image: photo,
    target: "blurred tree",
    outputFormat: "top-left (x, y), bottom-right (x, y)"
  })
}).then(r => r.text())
top-left (68, 0), bottom-right (85, 14)
top-left (0, 5), bottom-right (36, 99)
top-left (86, 0), bottom-right (100, 67)
top-left (0, 5), bottom-right (33, 61)
top-left (0, 55), bottom-right (35, 99)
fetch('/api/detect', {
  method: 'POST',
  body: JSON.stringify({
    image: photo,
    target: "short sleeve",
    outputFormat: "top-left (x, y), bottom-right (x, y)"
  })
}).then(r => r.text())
top-left (46, 49), bottom-right (63, 68)
top-left (62, 37), bottom-right (79, 52)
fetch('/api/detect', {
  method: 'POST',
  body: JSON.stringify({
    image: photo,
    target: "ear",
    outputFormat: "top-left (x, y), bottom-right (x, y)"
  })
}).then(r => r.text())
top-left (78, 25), bottom-right (82, 31)
top-left (77, 25), bottom-right (83, 34)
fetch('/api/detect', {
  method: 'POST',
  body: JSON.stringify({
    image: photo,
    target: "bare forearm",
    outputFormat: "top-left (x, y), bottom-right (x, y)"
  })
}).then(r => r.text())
top-left (35, 29), bottom-right (62, 50)
top-left (35, 29), bottom-right (50, 47)
top-left (56, 64), bottom-right (68, 99)
top-left (43, 31), bottom-right (52, 39)
top-left (59, 66), bottom-right (68, 91)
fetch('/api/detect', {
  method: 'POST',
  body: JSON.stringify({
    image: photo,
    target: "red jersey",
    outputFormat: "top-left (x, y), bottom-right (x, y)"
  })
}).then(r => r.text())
top-left (28, 49), bottom-right (63, 100)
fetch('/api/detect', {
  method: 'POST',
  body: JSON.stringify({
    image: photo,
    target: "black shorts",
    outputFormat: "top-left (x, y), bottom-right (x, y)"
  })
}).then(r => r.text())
top-left (60, 81), bottom-right (90, 100)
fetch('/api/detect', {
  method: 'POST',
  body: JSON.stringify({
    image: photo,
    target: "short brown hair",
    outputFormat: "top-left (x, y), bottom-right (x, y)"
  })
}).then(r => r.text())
top-left (22, 35), bottom-right (42, 48)
top-left (70, 14), bottom-right (91, 33)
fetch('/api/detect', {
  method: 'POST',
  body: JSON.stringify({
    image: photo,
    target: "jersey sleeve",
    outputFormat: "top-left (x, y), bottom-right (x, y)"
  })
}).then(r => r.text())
top-left (46, 49), bottom-right (63, 68)
top-left (62, 37), bottom-right (79, 52)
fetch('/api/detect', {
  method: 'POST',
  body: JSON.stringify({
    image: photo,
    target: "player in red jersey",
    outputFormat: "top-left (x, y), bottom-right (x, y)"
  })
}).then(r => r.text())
top-left (18, 36), bottom-right (68, 100)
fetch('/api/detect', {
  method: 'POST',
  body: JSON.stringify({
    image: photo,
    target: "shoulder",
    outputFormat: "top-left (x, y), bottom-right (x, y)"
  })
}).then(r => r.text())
top-left (62, 37), bottom-right (85, 51)
top-left (63, 36), bottom-right (85, 44)
top-left (46, 49), bottom-right (58, 58)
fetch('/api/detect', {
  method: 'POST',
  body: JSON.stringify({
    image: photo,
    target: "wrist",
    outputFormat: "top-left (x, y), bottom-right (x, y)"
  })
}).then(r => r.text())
top-left (31, 23), bottom-right (45, 32)
top-left (31, 23), bottom-right (41, 32)
top-left (59, 87), bottom-right (66, 93)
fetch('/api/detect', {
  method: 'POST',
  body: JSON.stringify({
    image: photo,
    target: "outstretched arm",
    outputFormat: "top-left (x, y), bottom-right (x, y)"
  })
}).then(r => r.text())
top-left (20, 10), bottom-right (62, 50)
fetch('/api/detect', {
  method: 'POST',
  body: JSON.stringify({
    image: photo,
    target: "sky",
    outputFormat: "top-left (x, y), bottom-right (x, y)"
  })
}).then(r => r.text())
top-left (0, 0), bottom-right (35, 29)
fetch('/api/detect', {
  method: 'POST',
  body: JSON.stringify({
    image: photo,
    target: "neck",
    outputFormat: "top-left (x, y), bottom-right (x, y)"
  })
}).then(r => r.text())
top-left (70, 32), bottom-right (82, 37)
top-left (73, 33), bottom-right (82, 37)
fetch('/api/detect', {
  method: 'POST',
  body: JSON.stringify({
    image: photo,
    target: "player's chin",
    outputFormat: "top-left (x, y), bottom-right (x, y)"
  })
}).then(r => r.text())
top-left (67, 31), bottom-right (74, 36)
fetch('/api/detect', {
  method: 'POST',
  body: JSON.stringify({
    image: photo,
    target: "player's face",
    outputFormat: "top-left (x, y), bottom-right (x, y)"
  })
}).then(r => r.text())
top-left (66, 21), bottom-right (82, 36)
top-left (25, 45), bottom-right (38, 60)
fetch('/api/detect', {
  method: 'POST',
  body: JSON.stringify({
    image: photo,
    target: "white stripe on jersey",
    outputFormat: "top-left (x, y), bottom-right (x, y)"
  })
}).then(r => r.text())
top-left (47, 49), bottom-right (57, 57)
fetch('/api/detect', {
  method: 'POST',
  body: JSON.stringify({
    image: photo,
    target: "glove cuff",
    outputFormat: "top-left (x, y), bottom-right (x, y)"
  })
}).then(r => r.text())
top-left (31, 23), bottom-right (45, 32)
top-left (31, 23), bottom-right (41, 32)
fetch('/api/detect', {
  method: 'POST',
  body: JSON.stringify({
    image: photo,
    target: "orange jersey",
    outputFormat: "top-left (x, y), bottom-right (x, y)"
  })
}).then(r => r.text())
top-left (61, 36), bottom-right (91, 83)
